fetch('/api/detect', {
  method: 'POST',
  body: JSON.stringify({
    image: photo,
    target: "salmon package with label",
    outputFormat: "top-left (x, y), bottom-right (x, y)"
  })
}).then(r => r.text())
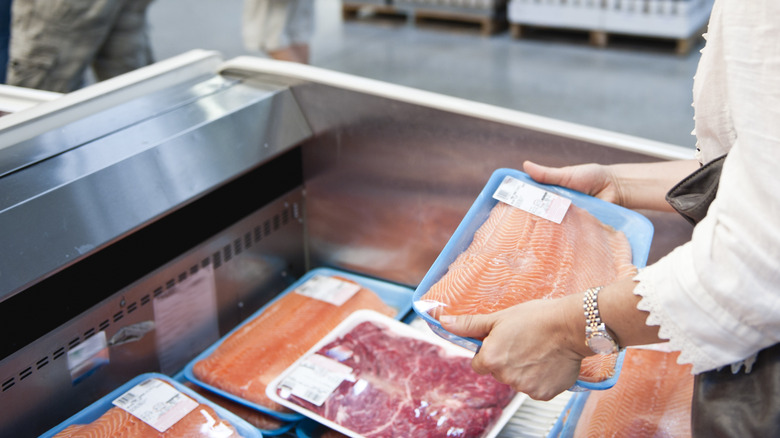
top-left (191, 273), bottom-right (398, 415)
top-left (572, 348), bottom-right (694, 437)
top-left (413, 169), bottom-right (654, 387)
top-left (46, 375), bottom-right (253, 438)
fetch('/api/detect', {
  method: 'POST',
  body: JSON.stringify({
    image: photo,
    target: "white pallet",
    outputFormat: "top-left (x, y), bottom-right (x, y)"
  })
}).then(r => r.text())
top-left (509, 0), bottom-right (714, 42)
top-left (397, 0), bottom-right (499, 9)
top-left (508, 0), bottom-right (602, 31)
top-left (603, 0), bottom-right (713, 38)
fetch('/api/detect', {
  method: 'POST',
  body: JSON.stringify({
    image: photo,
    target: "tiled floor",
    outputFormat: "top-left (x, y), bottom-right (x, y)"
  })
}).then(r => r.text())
top-left (148, 0), bottom-right (704, 148)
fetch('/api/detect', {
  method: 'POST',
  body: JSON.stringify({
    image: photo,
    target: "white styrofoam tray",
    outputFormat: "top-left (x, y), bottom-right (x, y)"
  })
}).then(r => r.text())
top-left (267, 309), bottom-right (527, 438)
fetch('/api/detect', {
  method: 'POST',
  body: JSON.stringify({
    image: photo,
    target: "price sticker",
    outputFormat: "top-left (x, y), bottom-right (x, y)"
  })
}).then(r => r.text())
top-left (278, 354), bottom-right (354, 406)
top-left (493, 175), bottom-right (571, 224)
top-left (294, 275), bottom-right (361, 306)
top-left (112, 379), bottom-right (198, 433)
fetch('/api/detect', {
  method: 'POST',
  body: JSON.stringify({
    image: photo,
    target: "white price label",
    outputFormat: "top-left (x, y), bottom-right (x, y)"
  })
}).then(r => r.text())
top-left (294, 275), bottom-right (361, 306)
top-left (112, 379), bottom-right (198, 433)
top-left (493, 175), bottom-right (571, 224)
top-left (279, 354), bottom-right (354, 406)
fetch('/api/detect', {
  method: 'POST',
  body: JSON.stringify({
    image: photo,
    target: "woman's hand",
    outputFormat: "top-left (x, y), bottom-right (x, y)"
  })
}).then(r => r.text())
top-left (524, 159), bottom-right (700, 211)
top-left (440, 294), bottom-right (589, 401)
top-left (523, 160), bottom-right (624, 206)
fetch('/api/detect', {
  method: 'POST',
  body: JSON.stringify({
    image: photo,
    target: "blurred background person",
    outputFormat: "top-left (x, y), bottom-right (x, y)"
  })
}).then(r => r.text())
top-left (242, 0), bottom-right (313, 64)
top-left (6, 0), bottom-right (155, 93)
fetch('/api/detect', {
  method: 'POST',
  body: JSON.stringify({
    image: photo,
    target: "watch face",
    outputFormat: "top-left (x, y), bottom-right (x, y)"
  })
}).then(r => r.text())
top-left (587, 334), bottom-right (617, 355)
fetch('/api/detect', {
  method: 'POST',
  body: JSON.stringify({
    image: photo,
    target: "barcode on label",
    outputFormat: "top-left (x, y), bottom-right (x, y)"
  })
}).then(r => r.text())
top-left (112, 378), bottom-right (198, 433)
top-left (279, 354), bottom-right (354, 407)
top-left (495, 188), bottom-right (511, 200)
top-left (115, 393), bottom-right (135, 405)
top-left (492, 175), bottom-right (571, 224)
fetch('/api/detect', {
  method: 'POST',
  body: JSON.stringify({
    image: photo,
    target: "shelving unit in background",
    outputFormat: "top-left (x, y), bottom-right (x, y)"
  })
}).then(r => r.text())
top-left (508, 0), bottom-right (714, 54)
top-left (343, 0), bottom-right (509, 36)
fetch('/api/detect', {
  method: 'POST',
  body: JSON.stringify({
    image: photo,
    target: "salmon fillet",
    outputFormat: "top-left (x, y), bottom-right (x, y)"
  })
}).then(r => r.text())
top-left (193, 276), bottom-right (397, 412)
top-left (573, 348), bottom-right (693, 437)
top-left (183, 381), bottom-right (285, 431)
top-left (53, 382), bottom-right (243, 437)
top-left (421, 202), bottom-right (636, 382)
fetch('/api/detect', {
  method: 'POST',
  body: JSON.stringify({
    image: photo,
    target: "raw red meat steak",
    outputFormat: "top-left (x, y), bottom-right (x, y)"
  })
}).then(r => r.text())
top-left (277, 321), bottom-right (515, 438)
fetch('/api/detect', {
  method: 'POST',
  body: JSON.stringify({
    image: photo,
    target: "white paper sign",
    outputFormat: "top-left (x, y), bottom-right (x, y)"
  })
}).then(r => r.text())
top-left (67, 331), bottom-right (109, 383)
top-left (112, 378), bottom-right (198, 433)
top-left (153, 265), bottom-right (219, 374)
top-left (279, 354), bottom-right (354, 406)
top-left (492, 175), bottom-right (571, 224)
top-left (293, 275), bottom-right (361, 306)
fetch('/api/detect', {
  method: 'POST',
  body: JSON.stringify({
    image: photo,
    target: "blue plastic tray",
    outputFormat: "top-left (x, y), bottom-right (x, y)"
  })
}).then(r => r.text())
top-left (183, 267), bottom-right (415, 422)
top-left (295, 418), bottom-right (333, 438)
top-left (550, 392), bottom-right (590, 438)
top-left (412, 168), bottom-right (653, 390)
top-left (39, 373), bottom-right (263, 438)
top-left (172, 371), bottom-right (296, 436)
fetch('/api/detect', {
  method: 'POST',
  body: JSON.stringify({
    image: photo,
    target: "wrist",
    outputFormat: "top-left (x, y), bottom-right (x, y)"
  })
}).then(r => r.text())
top-left (583, 286), bottom-right (620, 355)
top-left (560, 293), bottom-right (595, 359)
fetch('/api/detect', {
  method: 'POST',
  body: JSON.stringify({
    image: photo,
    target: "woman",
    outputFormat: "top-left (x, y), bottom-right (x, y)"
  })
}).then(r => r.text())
top-left (442, 0), bottom-right (780, 435)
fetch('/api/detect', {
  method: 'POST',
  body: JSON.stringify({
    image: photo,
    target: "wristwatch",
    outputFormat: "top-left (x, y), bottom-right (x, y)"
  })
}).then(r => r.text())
top-left (583, 286), bottom-right (619, 354)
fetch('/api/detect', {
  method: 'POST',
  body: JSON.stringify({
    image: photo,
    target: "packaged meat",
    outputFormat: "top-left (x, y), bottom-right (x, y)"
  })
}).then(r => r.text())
top-left (569, 347), bottom-right (693, 437)
top-left (182, 380), bottom-right (294, 435)
top-left (40, 373), bottom-right (260, 438)
top-left (413, 168), bottom-right (654, 390)
top-left (185, 267), bottom-right (413, 421)
top-left (268, 309), bottom-right (526, 438)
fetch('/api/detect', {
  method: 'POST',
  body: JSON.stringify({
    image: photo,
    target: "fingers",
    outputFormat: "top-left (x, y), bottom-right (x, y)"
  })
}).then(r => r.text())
top-left (439, 314), bottom-right (495, 339)
top-left (523, 160), bottom-right (555, 184)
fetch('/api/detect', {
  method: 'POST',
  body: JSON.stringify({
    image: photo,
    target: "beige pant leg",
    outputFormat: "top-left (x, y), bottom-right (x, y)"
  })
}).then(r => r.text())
top-left (242, 0), bottom-right (289, 52)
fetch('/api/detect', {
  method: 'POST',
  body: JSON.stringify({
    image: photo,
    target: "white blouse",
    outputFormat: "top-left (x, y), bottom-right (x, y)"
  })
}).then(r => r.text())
top-left (634, 0), bottom-right (780, 374)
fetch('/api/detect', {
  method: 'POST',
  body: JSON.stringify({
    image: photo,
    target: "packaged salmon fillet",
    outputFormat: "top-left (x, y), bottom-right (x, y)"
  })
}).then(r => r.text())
top-left (413, 168), bottom-right (654, 390)
top-left (182, 380), bottom-right (295, 435)
top-left (41, 373), bottom-right (259, 438)
top-left (185, 268), bottom-right (413, 420)
top-left (555, 347), bottom-right (693, 437)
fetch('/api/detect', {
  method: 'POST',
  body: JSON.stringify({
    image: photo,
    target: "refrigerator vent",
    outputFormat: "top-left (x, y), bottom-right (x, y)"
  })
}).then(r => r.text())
top-left (19, 367), bottom-right (32, 381)
top-left (36, 357), bottom-right (49, 370)
top-left (0, 204), bottom-right (297, 396)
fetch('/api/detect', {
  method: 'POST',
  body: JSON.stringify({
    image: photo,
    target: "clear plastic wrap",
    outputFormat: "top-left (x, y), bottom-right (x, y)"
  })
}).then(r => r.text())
top-left (268, 310), bottom-right (526, 438)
